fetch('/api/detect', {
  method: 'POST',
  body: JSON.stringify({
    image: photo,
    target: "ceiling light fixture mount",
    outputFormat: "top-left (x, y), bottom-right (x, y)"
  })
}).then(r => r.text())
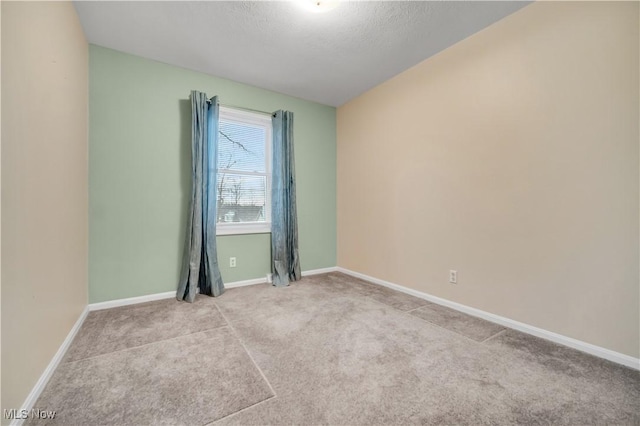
top-left (297, 0), bottom-right (340, 13)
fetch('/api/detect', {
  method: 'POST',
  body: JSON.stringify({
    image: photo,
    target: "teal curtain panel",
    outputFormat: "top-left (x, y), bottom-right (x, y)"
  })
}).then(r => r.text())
top-left (177, 91), bottom-right (225, 302)
top-left (271, 110), bottom-right (301, 287)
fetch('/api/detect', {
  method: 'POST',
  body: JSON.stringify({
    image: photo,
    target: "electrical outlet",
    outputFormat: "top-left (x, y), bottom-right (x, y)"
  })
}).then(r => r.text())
top-left (266, 273), bottom-right (273, 284)
top-left (230, 257), bottom-right (236, 268)
top-left (449, 270), bottom-right (457, 284)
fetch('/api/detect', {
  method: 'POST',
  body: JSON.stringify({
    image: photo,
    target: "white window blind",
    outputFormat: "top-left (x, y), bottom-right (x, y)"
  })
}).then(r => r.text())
top-left (216, 107), bottom-right (271, 235)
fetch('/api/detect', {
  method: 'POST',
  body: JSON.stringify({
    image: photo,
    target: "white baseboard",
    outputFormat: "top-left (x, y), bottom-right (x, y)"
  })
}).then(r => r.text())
top-left (336, 267), bottom-right (640, 370)
top-left (88, 266), bottom-right (339, 310)
top-left (225, 277), bottom-right (267, 289)
top-left (302, 266), bottom-right (338, 276)
top-left (225, 267), bottom-right (338, 288)
top-left (12, 306), bottom-right (90, 426)
top-left (89, 291), bottom-right (176, 311)
top-left (89, 279), bottom-right (268, 310)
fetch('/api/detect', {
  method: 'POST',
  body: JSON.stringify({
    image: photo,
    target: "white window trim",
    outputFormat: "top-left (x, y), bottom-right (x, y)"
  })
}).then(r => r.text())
top-left (216, 222), bottom-right (271, 236)
top-left (216, 106), bottom-right (272, 236)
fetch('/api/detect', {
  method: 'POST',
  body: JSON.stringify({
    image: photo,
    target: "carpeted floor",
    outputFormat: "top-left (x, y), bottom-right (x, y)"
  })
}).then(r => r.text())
top-left (29, 272), bottom-right (639, 425)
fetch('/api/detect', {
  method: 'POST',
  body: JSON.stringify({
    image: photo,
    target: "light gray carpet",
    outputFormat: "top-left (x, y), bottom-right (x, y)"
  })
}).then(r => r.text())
top-left (28, 272), bottom-right (640, 425)
top-left (28, 328), bottom-right (273, 426)
top-left (65, 295), bottom-right (226, 362)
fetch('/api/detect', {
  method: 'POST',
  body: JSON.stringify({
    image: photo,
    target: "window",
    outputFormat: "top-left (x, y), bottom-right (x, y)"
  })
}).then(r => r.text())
top-left (216, 106), bottom-right (271, 235)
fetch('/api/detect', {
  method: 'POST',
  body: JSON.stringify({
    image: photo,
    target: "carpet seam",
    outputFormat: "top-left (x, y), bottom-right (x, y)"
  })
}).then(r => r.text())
top-left (206, 394), bottom-right (277, 425)
top-left (403, 304), bottom-right (431, 313)
top-left (405, 310), bottom-right (488, 344)
top-left (361, 294), bottom-right (428, 313)
top-left (212, 299), bottom-right (278, 399)
top-left (63, 324), bottom-right (231, 365)
top-left (480, 328), bottom-right (508, 344)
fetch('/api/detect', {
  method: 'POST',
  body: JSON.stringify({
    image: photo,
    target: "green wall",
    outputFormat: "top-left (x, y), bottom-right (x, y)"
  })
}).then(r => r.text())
top-left (89, 45), bottom-right (336, 303)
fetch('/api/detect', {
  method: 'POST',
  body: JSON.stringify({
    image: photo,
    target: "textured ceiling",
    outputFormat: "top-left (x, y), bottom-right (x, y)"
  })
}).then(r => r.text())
top-left (74, 1), bottom-right (530, 107)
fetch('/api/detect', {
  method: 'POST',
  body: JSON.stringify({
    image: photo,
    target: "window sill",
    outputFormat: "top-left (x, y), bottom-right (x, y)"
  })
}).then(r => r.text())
top-left (216, 223), bottom-right (271, 236)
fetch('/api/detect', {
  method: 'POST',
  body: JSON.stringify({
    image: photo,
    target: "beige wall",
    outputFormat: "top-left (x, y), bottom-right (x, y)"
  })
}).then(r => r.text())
top-left (1, 1), bottom-right (88, 414)
top-left (338, 2), bottom-right (639, 357)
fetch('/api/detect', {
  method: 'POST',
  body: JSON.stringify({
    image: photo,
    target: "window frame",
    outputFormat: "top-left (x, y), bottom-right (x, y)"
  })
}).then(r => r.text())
top-left (216, 106), bottom-right (272, 236)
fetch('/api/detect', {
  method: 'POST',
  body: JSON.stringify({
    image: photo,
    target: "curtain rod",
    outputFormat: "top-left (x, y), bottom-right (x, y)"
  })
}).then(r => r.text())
top-left (207, 100), bottom-right (275, 117)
